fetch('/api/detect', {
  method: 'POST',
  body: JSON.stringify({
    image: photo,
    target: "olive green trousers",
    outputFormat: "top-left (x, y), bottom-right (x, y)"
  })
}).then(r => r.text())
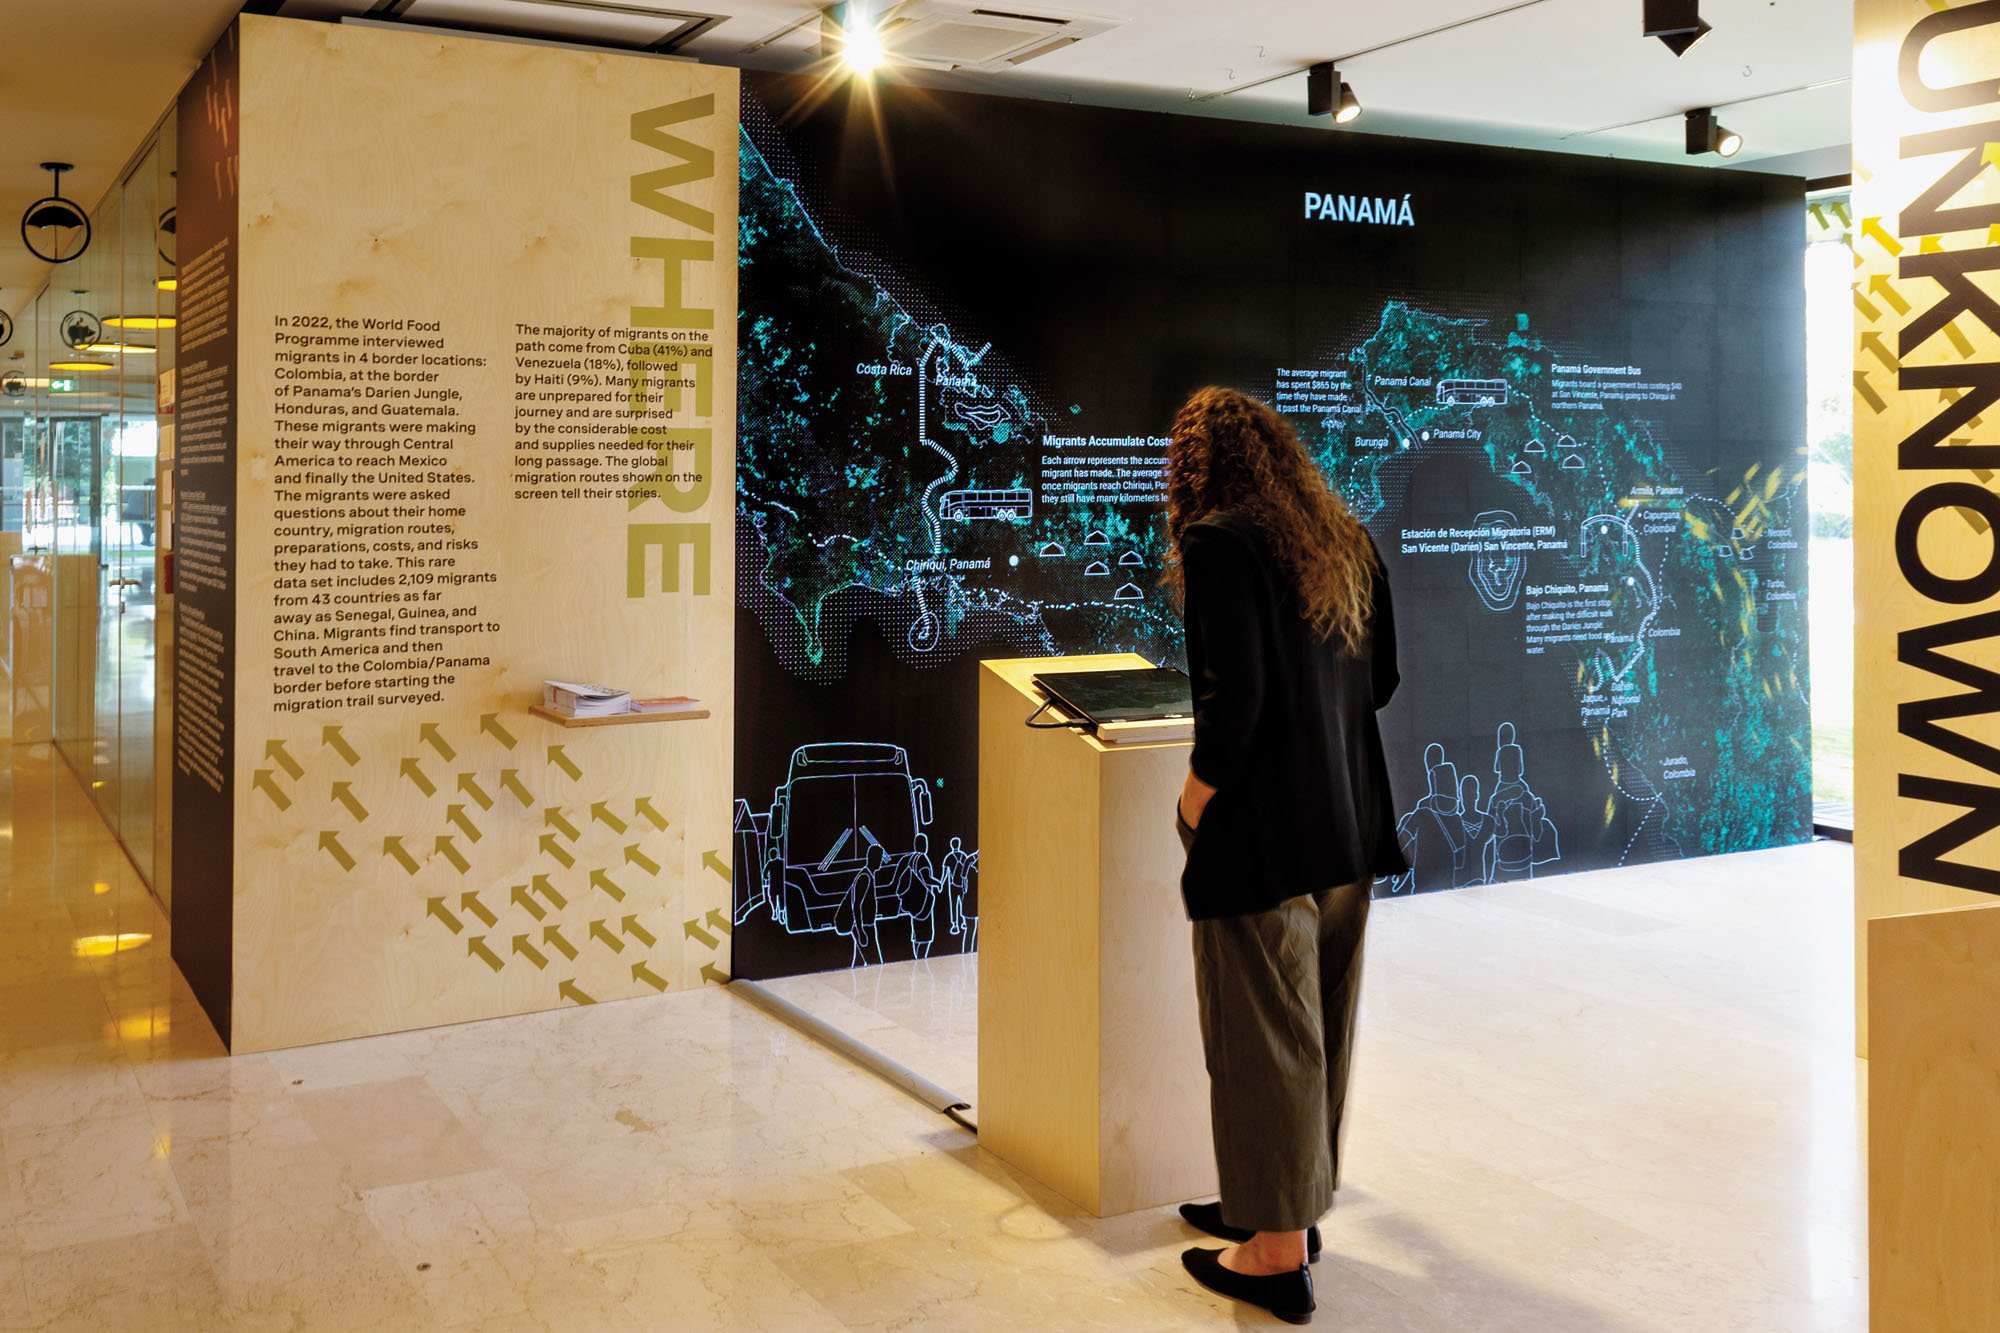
top-left (1182, 823), bottom-right (1371, 1232)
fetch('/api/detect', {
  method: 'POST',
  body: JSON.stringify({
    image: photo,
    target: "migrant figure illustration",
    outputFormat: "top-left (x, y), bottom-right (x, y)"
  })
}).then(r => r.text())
top-left (732, 743), bottom-right (979, 962)
top-left (1388, 723), bottom-right (1562, 894)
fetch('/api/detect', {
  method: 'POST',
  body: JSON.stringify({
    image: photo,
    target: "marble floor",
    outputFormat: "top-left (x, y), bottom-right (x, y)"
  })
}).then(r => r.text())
top-left (0, 742), bottom-right (1864, 1330)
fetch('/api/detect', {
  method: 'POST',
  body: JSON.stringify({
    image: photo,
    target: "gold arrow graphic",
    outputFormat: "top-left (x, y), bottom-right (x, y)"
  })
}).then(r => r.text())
top-left (436, 837), bottom-right (471, 876)
top-left (510, 884), bottom-right (547, 921)
top-left (384, 837), bottom-right (421, 875)
top-left (1855, 372), bottom-right (1888, 416)
top-left (702, 851), bottom-right (731, 884)
top-left (700, 964), bottom-right (729, 986)
top-left (590, 802), bottom-right (629, 834)
top-left (319, 830), bottom-right (355, 871)
top-left (621, 915), bottom-right (657, 947)
top-left (1832, 201), bottom-right (1851, 227)
top-left (481, 713), bottom-right (518, 750)
top-left (631, 961), bottom-right (667, 992)
top-left (460, 890), bottom-right (497, 927)
top-left (500, 770), bottom-right (533, 807)
top-left (590, 869), bottom-right (627, 902)
top-left (1870, 274), bottom-right (1912, 317)
top-left (548, 745), bottom-right (582, 781)
top-left (400, 757), bottom-right (436, 798)
top-left (705, 908), bottom-right (733, 937)
top-left (323, 724), bottom-right (360, 766)
top-left (683, 918), bottom-right (719, 950)
top-left (1947, 321), bottom-right (1977, 358)
top-left (543, 924), bottom-right (579, 961)
top-left (1860, 331), bottom-right (1899, 373)
top-left (511, 935), bottom-right (549, 970)
top-left (426, 896), bottom-right (464, 934)
top-left (419, 723), bottom-right (456, 762)
top-left (625, 845), bottom-right (661, 876)
top-left (558, 979), bottom-right (595, 1005)
top-left (468, 936), bottom-right (504, 973)
top-left (589, 919), bottom-right (626, 953)
top-left (1854, 289), bottom-right (1882, 322)
top-left (332, 781), bottom-right (368, 822)
top-left (1861, 216), bottom-right (1902, 257)
top-left (633, 797), bottom-right (668, 831)
top-left (545, 807), bottom-right (582, 842)
top-left (540, 834), bottom-right (576, 869)
top-left (266, 739), bottom-right (304, 781)
top-left (447, 805), bottom-right (483, 844)
top-left (253, 770), bottom-right (291, 811)
top-left (457, 773), bottom-right (494, 811)
top-left (532, 874), bottom-right (567, 910)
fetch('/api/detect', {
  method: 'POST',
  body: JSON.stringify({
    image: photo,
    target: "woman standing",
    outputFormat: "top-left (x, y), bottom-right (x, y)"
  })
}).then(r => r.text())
top-left (1167, 387), bottom-right (1404, 1326)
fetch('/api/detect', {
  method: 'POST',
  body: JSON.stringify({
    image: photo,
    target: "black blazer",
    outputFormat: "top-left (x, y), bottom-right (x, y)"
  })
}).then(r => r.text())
top-left (1179, 510), bottom-right (1406, 919)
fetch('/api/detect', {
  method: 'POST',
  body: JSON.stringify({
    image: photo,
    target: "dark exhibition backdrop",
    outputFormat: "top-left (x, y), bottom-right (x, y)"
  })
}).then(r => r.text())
top-left (731, 73), bottom-right (1812, 981)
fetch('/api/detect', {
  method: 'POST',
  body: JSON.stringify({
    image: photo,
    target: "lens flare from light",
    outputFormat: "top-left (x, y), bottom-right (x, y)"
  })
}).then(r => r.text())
top-left (842, 20), bottom-right (886, 76)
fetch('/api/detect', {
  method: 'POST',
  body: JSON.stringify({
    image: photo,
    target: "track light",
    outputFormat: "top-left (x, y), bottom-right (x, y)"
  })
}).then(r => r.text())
top-left (1685, 108), bottom-right (1742, 158)
top-left (1645, 0), bottom-right (1711, 57)
top-left (1307, 62), bottom-right (1362, 125)
top-left (826, 4), bottom-right (886, 77)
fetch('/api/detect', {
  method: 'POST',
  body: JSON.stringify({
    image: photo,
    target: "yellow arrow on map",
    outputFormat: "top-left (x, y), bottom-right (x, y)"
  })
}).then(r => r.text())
top-left (446, 805), bottom-right (483, 844)
top-left (419, 723), bottom-right (456, 762)
top-left (481, 714), bottom-right (517, 749)
top-left (1860, 331), bottom-right (1899, 373)
top-left (385, 836), bottom-right (421, 875)
top-left (426, 896), bottom-right (463, 934)
top-left (1855, 372), bottom-right (1888, 416)
top-left (457, 773), bottom-right (494, 811)
top-left (1855, 290), bottom-right (1882, 322)
top-left (400, 757), bottom-right (436, 798)
top-left (532, 873), bottom-right (567, 909)
top-left (460, 889), bottom-right (496, 927)
top-left (590, 802), bottom-right (629, 834)
top-left (253, 770), bottom-right (291, 811)
top-left (705, 908), bottom-right (733, 937)
top-left (544, 924), bottom-right (579, 961)
top-left (319, 831), bottom-right (355, 872)
top-left (1870, 274), bottom-right (1912, 317)
top-left (625, 844), bottom-right (661, 876)
top-left (590, 869), bottom-right (626, 902)
top-left (332, 781), bottom-right (368, 822)
top-left (548, 745), bottom-right (582, 781)
top-left (540, 834), bottom-right (576, 869)
top-left (702, 851), bottom-right (731, 884)
top-left (510, 884), bottom-right (546, 921)
top-left (436, 837), bottom-right (471, 876)
top-left (700, 964), bottom-right (729, 986)
top-left (1947, 321), bottom-right (1977, 358)
top-left (631, 961), bottom-right (668, 992)
top-left (558, 979), bottom-right (595, 1005)
top-left (621, 915), bottom-right (657, 947)
top-left (266, 739), bottom-right (304, 781)
top-left (323, 725), bottom-right (360, 766)
top-left (589, 919), bottom-right (626, 953)
top-left (545, 807), bottom-right (582, 842)
top-left (468, 936), bottom-right (504, 973)
top-left (1861, 216), bottom-right (1902, 256)
top-left (683, 918), bottom-right (719, 950)
top-left (500, 770), bottom-right (533, 807)
top-left (511, 935), bottom-right (549, 970)
top-left (633, 797), bottom-right (668, 831)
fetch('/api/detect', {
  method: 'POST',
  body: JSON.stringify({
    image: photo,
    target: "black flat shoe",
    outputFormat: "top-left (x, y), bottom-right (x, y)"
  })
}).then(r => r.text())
top-left (1181, 1247), bottom-right (1314, 1325)
top-left (1178, 1201), bottom-right (1323, 1262)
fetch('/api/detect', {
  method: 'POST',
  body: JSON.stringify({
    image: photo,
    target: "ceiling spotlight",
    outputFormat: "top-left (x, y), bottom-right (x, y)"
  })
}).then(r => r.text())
top-left (1686, 108), bottom-right (1743, 158)
top-left (1645, 0), bottom-right (1711, 56)
top-left (1307, 62), bottom-right (1362, 125)
top-left (828, 4), bottom-right (886, 77)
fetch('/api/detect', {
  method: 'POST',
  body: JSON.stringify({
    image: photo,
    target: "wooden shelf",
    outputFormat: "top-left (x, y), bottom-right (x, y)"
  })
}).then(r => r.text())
top-left (529, 703), bottom-right (710, 728)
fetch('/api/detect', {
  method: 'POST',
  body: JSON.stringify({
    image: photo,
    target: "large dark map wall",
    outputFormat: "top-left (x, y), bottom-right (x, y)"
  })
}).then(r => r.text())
top-left (731, 73), bottom-right (1811, 981)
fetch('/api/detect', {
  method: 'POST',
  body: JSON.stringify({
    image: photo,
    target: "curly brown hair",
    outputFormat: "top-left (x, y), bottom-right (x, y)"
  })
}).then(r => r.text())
top-left (1165, 386), bottom-right (1378, 654)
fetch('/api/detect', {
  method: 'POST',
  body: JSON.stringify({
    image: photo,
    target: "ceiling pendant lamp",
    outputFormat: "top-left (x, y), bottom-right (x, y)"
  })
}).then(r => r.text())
top-left (20, 162), bottom-right (91, 264)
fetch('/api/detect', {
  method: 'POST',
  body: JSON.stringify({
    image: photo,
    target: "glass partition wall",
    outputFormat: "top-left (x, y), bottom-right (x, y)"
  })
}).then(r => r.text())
top-left (2, 111), bottom-right (175, 898)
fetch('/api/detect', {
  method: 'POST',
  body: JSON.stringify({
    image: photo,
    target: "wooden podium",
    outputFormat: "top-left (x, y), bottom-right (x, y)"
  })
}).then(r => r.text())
top-left (977, 653), bottom-right (1217, 1216)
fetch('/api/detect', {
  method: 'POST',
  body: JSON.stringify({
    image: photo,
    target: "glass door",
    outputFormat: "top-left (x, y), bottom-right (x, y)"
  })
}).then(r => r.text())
top-left (115, 144), bottom-right (163, 884)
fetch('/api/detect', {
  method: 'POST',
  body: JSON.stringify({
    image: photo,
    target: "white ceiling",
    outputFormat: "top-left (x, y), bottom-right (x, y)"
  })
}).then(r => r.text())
top-left (4, 0), bottom-right (1854, 330)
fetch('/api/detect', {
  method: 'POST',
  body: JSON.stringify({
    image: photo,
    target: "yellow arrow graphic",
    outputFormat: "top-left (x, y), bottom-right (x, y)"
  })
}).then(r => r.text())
top-left (621, 915), bottom-right (657, 947)
top-left (1869, 274), bottom-right (1912, 317)
top-left (558, 979), bottom-right (595, 1005)
top-left (540, 835), bottom-right (576, 869)
top-left (1860, 331), bottom-right (1899, 373)
top-left (323, 725), bottom-right (360, 766)
top-left (500, 770), bottom-right (533, 807)
top-left (511, 935), bottom-right (549, 970)
top-left (468, 936), bottom-right (504, 973)
top-left (385, 837), bottom-right (421, 875)
top-left (1855, 372), bottom-right (1888, 416)
top-left (1861, 216), bottom-right (1902, 257)
top-left (683, 918), bottom-right (720, 950)
top-left (400, 757), bottom-right (436, 798)
top-left (436, 837), bottom-right (472, 876)
top-left (589, 920), bottom-right (626, 954)
top-left (1855, 290), bottom-right (1882, 322)
top-left (548, 745), bottom-right (582, 781)
top-left (426, 896), bottom-right (464, 934)
top-left (510, 884), bottom-right (547, 921)
top-left (545, 807), bottom-right (582, 842)
top-left (590, 802), bottom-right (629, 834)
top-left (457, 773), bottom-right (494, 811)
top-left (332, 781), bottom-right (368, 822)
top-left (1947, 321), bottom-right (1977, 358)
top-left (447, 805), bottom-right (483, 844)
top-left (532, 874), bottom-right (567, 910)
top-left (633, 797), bottom-right (668, 831)
top-left (590, 869), bottom-right (627, 902)
top-left (705, 908), bottom-right (733, 937)
top-left (253, 770), bottom-right (291, 811)
top-left (319, 830), bottom-right (355, 871)
top-left (631, 961), bottom-right (667, 992)
top-left (544, 924), bottom-right (579, 961)
top-left (700, 964), bottom-right (729, 986)
top-left (481, 713), bottom-right (518, 750)
top-left (625, 845), bottom-right (661, 876)
top-left (460, 889), bottom-right (496, 927)
top-left (419, 723), bottom-right (457, 762)
top-left (702, 851), bottom-right (731, 884)
top-left (266, 739), bottom-right (304, 781)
